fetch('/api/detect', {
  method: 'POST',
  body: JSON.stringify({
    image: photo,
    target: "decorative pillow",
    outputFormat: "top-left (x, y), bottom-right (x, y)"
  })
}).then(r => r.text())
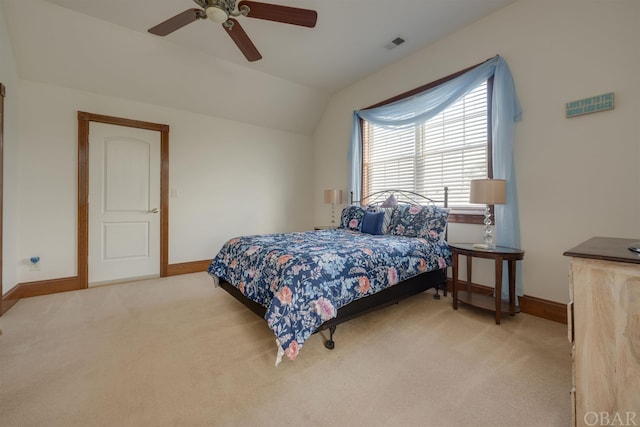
top-left (361, 211), bottom-right (385, 235)
top-left (420, 205), bottom-right (450, 241)
top-left (379, 207), bottom-right (395, 234)
top-left (388, 205), bottom-right (449, 240)
top-left (388, 205), bottom-right (423, 237)
top-left (339, 205), bottom-right (366, 230)
top-left (380, 194), bottom-right (398, 208)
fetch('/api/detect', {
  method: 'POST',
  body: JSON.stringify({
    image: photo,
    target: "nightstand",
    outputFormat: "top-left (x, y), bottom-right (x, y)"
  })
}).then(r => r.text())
top-left (450, 243), bottom-right (524, 324)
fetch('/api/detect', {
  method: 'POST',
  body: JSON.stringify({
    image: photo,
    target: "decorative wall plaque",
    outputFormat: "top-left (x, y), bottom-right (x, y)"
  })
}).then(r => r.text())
top-left (566, 92), bottom-right (614, 118)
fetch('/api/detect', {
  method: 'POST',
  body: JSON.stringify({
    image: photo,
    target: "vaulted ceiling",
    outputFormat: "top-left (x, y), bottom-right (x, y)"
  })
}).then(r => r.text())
top-left (3, 0), bottom-right (515, 134)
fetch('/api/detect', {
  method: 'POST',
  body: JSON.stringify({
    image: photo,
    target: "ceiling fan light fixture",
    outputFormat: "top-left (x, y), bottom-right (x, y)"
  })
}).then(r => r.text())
top-left (206, 6), bottom-right (228, 23)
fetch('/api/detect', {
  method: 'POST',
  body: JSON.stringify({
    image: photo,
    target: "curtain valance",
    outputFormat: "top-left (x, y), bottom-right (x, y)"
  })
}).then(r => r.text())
top-left (349, 55), bottom-right (523, 299)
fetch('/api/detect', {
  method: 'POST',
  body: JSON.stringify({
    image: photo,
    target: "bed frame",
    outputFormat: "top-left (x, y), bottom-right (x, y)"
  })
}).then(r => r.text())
top-left (219, 268), bottom-right (446, 350)
top-left (218, 188), bottom-right (450, 350)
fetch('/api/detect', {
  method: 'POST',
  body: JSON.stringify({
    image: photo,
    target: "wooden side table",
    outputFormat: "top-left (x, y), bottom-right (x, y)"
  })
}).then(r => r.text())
top-left (450, 243), bottom-right (524, 324)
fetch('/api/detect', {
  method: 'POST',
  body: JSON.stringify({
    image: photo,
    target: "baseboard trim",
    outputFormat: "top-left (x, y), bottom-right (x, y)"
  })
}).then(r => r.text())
top-left (2, 266), bottom-right (566, 325)
top-left (1, 260), bottom-right (212, 316)
top-left (1, 285), bottom-right (20, 314)
top-left (166, 260), bottom-right (211, 276)
top-left (20, 276), bottom-right (81, 298)
top-left (518, 294), bottom-right (567, 324)
top-left (447, 279), bottom-right (567, 324)
top-left (1, 276), bottom-right (80, 316)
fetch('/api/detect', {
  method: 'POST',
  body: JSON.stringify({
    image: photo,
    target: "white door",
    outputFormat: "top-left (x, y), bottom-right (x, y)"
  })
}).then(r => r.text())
top-left (88, 122), bottom-right (161, 286)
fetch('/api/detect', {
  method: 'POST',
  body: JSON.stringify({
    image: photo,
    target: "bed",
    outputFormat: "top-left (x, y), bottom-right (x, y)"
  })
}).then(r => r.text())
top-left (207, 189), bottom-right (452, 364)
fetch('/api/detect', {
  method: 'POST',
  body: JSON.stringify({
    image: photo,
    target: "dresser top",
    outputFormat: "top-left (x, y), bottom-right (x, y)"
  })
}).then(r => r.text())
top-left (564, 236), bottom-right (640, 264)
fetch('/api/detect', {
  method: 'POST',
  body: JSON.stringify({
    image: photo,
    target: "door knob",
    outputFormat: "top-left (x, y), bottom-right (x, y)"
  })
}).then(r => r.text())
top-left (149, 208), bottom-right (159, 213)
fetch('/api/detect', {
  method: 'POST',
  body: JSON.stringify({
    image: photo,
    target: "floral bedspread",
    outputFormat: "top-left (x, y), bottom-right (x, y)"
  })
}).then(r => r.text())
top-left (207, 229), bottom-right (451, 363)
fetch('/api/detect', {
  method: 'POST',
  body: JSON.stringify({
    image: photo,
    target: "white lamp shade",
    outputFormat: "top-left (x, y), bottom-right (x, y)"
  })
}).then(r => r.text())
top-left (470, 179), bottom-right (507, 205)
top-left (323, 189), bottom-right (342, 204)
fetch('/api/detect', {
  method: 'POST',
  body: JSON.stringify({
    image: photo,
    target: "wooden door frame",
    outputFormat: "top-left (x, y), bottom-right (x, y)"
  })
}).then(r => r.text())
top-left (0, 83), bottom-right (5, 313)
top-left (78, 112), bottom-right (169, 289)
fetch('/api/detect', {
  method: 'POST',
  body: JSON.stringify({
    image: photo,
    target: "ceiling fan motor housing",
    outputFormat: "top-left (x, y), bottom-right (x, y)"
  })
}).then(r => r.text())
top-left (198, 0), bottom-right (248, 23)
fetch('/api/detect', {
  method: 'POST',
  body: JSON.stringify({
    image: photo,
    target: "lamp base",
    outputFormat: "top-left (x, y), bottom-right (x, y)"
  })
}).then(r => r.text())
top-left (479, 205), bottom-right (496, 250)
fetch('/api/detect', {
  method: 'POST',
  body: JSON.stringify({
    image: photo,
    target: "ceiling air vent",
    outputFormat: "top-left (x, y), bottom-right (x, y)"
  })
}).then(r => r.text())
top-left (385, 36), bottom-right (406, 50)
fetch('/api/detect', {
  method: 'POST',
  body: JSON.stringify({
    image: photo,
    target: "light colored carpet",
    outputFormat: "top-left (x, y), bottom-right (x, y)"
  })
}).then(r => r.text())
top-left (0, 272), bottom-right (571, 426)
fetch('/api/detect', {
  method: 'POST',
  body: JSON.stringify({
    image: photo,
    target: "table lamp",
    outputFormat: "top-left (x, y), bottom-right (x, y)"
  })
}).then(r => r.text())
top-left (324, 189), bottom-right (342, 225)
top-left (470, 179), bottom-right (506, 249)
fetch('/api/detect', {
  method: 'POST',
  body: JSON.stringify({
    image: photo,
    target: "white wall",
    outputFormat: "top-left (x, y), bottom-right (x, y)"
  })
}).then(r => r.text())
top-left (313, 0), bottom-right (640, 303)
top-left (0, 0), bottom-right (20, 293)
top-left (16, 80), bottom-right (313, 283)
top-left (2, 0), bottom-right (327, 136)
top-left (5, 0), bottom-right (639, 302)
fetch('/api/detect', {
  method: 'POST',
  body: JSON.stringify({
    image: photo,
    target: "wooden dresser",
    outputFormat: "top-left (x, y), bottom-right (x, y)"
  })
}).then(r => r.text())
top-left (564, 237), bottom-right (640, 426)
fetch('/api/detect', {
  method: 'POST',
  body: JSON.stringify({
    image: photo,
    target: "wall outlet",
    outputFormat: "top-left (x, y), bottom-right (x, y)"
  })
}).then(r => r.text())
top-left (29, 256), bottom-right (40, 271)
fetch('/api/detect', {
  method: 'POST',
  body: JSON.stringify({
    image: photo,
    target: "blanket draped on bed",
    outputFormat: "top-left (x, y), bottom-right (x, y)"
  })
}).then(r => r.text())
top-left (208, 229), bottom-right (451, 363)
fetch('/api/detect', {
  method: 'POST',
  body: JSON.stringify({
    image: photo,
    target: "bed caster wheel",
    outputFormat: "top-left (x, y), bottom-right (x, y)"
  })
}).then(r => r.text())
top-left (433, 292), bottom-right (441, 300)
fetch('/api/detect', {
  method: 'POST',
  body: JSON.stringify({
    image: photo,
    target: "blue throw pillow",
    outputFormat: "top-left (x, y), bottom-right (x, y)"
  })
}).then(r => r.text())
top-left (361, 211), bottom-right (385, 235)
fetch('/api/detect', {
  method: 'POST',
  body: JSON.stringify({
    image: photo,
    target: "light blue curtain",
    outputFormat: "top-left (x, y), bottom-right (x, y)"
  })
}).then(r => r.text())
top-left (492, 58), bottom-right (523, 301)
top-left (349, 55), bottom-right (523, 299)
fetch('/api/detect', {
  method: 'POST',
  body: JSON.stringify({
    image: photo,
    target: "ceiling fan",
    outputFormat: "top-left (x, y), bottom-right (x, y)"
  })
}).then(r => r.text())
top-left (148, 0), bottom-right (317, 62)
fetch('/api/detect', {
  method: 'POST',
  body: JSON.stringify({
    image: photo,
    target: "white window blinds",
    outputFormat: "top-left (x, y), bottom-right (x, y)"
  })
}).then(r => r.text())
top-left (363, 81), bottom-right (488, 209)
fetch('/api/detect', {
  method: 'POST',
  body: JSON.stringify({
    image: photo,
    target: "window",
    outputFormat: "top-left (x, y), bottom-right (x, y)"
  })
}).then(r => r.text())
top-left (361, 77), bottom-right (492, 223)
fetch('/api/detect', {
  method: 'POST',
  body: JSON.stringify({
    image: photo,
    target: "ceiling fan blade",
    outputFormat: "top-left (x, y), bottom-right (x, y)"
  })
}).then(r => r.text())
top-left (223, 18), bottom-right (262, 62)
top-left (148, 9), bottom-right (204, 36)
top-left (238, 1), bottom-right (317, 28)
